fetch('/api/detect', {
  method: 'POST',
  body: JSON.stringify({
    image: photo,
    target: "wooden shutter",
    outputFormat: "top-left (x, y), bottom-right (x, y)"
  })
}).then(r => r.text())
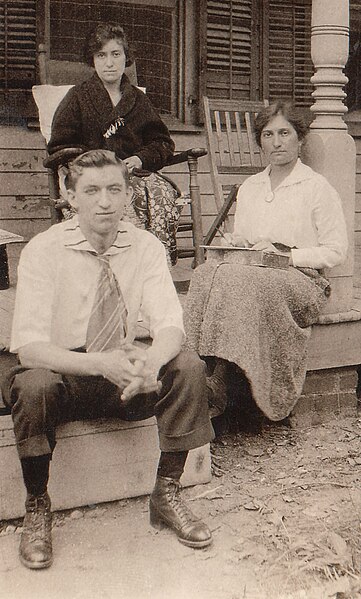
top-left (267, 0), bottom-right (313, 107)
top-left (202, 0), bottom-right (260, 101)
top-left (0, 0), bottom-right (37, 119)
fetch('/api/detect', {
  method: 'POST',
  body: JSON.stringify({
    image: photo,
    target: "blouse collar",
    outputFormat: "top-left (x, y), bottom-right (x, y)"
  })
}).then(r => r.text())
top-left (260, 159), bottom-right (315, 189)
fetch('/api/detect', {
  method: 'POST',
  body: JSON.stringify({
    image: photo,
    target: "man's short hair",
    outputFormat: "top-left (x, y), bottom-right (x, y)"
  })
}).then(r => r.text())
top-left (67, 150), bottom-right (130, 190)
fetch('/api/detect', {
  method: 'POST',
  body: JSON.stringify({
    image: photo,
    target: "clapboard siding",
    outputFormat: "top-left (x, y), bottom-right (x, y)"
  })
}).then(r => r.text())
top-left (0, 126), bottom-right (51, 284)
top-left (0, 196), bottom-right (51, 220)
top-left (0, 149), bottom-right (47, 170)
top-left (1, 173), bottom-right (49, 195)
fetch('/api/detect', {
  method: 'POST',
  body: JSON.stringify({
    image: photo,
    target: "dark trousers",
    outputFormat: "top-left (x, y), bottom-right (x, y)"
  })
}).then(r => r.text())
top-left (2, 350), bottom-right (213, 460)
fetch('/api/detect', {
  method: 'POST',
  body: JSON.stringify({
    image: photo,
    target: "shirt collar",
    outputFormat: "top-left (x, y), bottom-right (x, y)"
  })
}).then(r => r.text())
top-left (63, 215), bottom-right (132, 255)
top-left (259, 159), bottom-right (314, 188)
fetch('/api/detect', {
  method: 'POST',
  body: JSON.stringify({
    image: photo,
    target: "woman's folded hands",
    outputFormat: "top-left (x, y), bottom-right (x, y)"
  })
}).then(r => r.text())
top-left (219, 235), bottom-right (293, 265)
top-left (220, 232), bottom-right (249, 247)
top-left (251, 239), bottom-right (280, 253)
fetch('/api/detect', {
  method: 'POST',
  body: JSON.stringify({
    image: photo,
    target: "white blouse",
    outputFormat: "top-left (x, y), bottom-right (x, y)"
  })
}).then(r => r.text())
top-left (233, 159), bottom-right (348, 269)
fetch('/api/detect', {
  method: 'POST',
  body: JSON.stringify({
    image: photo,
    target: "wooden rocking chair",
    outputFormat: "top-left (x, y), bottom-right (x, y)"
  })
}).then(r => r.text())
top-left (203, 97), bottom-right (269, 245)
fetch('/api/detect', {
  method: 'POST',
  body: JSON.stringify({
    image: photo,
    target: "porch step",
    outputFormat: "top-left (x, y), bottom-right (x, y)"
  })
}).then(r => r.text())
top-left (0, 414), bottom-right (211, 521)
top-left (308, 301), bottom-right (361, 371)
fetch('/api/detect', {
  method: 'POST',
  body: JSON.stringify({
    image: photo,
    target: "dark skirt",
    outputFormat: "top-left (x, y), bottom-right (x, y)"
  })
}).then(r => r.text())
top-left (184, 261), bottom-right (330, 421)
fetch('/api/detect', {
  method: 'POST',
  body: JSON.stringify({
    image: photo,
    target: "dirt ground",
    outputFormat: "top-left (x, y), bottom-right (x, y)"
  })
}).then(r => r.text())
top-left (206, 414), bottom-right (361, 599)
top-left (1, 414), bottom-right (361, 599)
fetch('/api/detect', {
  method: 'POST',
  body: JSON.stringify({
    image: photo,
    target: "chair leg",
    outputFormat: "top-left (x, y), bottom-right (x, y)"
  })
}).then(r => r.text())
top-left (47, 169), bottom-right (63, 224)
top-left (187, 155), bottom-right (205, 267)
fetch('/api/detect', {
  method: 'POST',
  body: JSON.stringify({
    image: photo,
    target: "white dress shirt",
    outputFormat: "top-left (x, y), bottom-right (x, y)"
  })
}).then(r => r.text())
top-left (233, 159), bottom-right (348, 269)
top-left (11, 216), bottom-right (184, 352)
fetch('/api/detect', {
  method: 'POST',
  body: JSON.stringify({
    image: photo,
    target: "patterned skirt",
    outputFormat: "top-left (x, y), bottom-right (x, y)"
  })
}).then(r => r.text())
top-left (127, 172), bottom-right (181, 266)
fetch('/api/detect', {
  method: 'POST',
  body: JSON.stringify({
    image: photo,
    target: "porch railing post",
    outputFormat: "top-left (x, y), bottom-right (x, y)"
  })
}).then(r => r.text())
top-left (302, 0), bottom-right (355, 313)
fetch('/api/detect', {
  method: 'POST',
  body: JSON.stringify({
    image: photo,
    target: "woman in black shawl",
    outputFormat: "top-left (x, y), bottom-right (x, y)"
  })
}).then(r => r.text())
top-left (48, 22), bottom-right (180, 264)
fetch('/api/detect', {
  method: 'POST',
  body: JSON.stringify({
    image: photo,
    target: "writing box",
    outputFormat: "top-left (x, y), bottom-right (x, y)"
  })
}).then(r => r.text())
top-left (200, 246), bottom-right (290, 269)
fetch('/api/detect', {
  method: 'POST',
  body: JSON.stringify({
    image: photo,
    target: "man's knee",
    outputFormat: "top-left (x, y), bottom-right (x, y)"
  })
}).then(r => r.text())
top-left (166, 350), bottom-right (206, 381)
top-left (9, 368), bottom-right (64, 413)
top-left (170, 350), bottom-right (205, 371)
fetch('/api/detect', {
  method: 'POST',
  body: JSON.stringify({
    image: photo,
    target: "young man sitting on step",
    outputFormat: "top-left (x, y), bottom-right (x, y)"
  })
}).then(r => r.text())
top-left (2, 149), bottom-right (214, 570)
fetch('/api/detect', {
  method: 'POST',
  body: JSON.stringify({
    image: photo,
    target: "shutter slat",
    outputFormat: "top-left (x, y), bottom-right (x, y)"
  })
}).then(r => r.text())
top-left (268, 0), bottom-right (313, 107)
top-left (0, 0), bottom-right (37, 92)
top-left (206, 0), bottom-right (253, 100)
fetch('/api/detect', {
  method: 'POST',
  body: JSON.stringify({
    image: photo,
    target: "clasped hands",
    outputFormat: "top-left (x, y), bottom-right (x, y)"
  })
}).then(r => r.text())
top-left (98, 343), bottom-right (162, 401)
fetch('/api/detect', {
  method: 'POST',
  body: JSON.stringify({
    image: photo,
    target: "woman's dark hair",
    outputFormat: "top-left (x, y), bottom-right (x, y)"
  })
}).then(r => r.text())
top-left (254, 101), bottom-right (309, 147)
top-left (84, 22), bottom-right (133, 67)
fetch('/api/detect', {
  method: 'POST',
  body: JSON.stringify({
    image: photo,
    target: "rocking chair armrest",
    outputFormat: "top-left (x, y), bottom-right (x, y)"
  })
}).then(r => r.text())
top-left (166, 147), bottom-right (207, 167)
top-left (42, 197), bottom-right (70, 210)
top-left (43, 147), bottom-right (84, 170)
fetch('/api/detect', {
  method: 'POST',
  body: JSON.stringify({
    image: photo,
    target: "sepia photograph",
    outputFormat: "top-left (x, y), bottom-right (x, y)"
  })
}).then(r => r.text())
top-left (1, 1), bottom-right (361, 597)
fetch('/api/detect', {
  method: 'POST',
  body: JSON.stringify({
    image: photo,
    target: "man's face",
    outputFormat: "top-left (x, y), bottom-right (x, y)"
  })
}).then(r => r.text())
top-left (67, 165), bottom-right (132, 238)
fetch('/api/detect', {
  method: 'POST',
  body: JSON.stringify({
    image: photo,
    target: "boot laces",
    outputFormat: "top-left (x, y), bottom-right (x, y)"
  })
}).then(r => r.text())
top-left (24, 495), bottom-right (51, 544)
top-left (167, 481), bottom-right (198, 525)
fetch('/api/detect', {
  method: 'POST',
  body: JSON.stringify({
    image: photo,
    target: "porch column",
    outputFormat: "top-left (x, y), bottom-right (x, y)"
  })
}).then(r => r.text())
top-left (302, 0), bottom-right (355, 313)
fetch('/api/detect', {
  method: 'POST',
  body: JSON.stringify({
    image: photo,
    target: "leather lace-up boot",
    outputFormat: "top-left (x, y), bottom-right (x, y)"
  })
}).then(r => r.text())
top-left (149, 476), bottom-right (212, 548)
top-left (19, 492), bottom-right (53, 569)
top-left (207, 359), bottom-right (229, 419)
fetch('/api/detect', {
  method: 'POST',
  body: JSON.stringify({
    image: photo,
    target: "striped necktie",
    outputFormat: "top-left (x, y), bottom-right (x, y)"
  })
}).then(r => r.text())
top-left (86, 255), bottom-right (127, 352)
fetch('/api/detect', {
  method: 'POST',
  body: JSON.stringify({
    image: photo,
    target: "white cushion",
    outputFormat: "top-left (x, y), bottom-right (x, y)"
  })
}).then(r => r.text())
top-left (32, 84), bottom-right (74, 143)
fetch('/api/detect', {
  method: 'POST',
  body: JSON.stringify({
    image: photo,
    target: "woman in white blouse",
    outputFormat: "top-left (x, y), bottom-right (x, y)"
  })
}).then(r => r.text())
top-left (184, 101), bottom-right (348, 427)
top-left (232, 103), bottom-right (347, 269)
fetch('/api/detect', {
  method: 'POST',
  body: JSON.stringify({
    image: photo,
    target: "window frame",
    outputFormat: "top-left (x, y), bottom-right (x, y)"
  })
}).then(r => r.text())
top-left (345, 2), bottom-right (361, 115)
top-left (46, 0), bottom-right (194, 123)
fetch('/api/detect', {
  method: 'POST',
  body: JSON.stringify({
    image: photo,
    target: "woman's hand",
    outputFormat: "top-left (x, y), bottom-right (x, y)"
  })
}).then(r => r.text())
top-left (251, 240), bottom-right (279, 253)
top-left (124, 155), bottom-right (143, 173)
top-left (220, 233), bottom-right (248, 247)
top-left (251, 240), bottom-right (293, 265)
